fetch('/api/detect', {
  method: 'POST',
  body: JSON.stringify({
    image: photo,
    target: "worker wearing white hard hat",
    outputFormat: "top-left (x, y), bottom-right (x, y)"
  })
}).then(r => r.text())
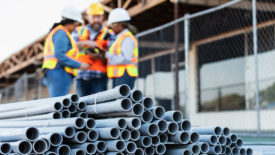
top-left (42, 6), bottom-right (90, 97)
top-left (105, 8), bottom-right (138, 89)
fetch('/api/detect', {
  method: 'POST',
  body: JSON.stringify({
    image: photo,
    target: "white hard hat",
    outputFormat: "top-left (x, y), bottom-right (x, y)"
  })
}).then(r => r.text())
top-left (61, 6), bottom-right (82, 23)
top-left (107, 8), bottom-right (131, 25)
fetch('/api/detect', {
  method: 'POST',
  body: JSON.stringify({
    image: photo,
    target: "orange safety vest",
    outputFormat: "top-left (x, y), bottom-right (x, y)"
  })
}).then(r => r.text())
top-left (107, 30), bottom-right (138, 78)
top-left (76, 26), bottom-right (112, 73)
top-left (42, 25), bottom-right (79, 76)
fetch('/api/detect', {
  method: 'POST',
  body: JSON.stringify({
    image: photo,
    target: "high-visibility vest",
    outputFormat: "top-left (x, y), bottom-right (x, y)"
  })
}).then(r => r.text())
top-left (76, 26), bottom-right (112, 73)
top-left (107, 30), bottom-right (138, 78)
top-left (42, 25), bottom-right (79, 76)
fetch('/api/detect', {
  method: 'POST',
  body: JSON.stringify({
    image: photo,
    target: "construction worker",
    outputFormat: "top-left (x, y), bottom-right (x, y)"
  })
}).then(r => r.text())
top-left (72, 2), bottom-right (115, 97)
top-left (106, 8), bottom-right (138, 89)
top-left (42, 6), bottom-right (90, 97)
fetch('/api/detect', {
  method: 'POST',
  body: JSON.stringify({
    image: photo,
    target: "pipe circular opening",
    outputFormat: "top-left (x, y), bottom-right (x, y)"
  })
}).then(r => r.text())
top-left (200, 143), bottom-right (209, 153)
top-left (121, 99), bottom-right (132, 111)
top-left (97, 141), bottom-right (106, 152)
top-left (71, 94), bottom-right (79, 103)
top-left (86, 119), bottom-right (96, 129)
top-left (145, 147), bottom-right (154, 155)
top-left (1, 143), bottom-right (11, 154)
top-left (191, 144), bottom-right (200, 154)
top-left (156, 144), bottom-right (166, 154)
top-left (77, 132), bottom-right (86, 143)
top-left (111, 128), bottom-right (120, 138)
top-left (158, 120), bottom-right (168, 132)
top-left (69, 104), bottom-right (77, 113)
top-left (159, 134), bottom-right (168, 143)
top-left (121, 130), bottom-right (130, 141)
top-left (126, 142), bottom-right (136, 153)
top-left (173, 111), bottom-right (183, 123)
top-left (19, 141), bottom-right (31, 154)
top-left (183, 150), bottom-right (192, 155)
top-left (232, 147), bottom-right (238, 154)
top-left (130, 130), bottom-right (140, 141)
top-left (219, 136), bottom-right (226, 145)
top-left (75, 149), bottom-right (85, 155)
top-left (210, 136), bottom-right (218, 144)
top-left (135, 148), bottom-right (144, 155)
top-left (116, 141), bottom-right (125, 151)
top-left (63, 98), bottom-right (71, 107)
top-left (33, 139), bottom-right (47, 153)
top-left (65, 127), bottom-right (75, 138)
top-left (181, 120), bottom-right (191, 131)
top-left (62, 110), bottom-right (70, 118)
top-left (58, 145), bottom-right (70, 155)
top-left (133, 104), bottom-right (144, 116)
top-left (246, 148), bottom-right (253, 155)
top-left (26, 127), bottom-right (39, 141)
top-left (226, 137), bottom-right (231, 146)
top-left (215, 145), bottom-right (222, 154)
top-left (132, 90), bottom-right (143, 102)
top-left (143, 137), bottom-right (152, 147)
top-left (237, 139), bottom-right (243, 147)
top-left (142, 110), bottom-right (153, 122)
top-left (149, 124), bottom-right (159, 136)
top-left (143, 97), bottom-right (153, 109)
top-left (54, 102), bottom-right (63, 111)
top-left (80, 112), bottom-right (88, 118)
top-left (119, 85), bottom-right (130, 97)
top-left (86, 143), bottom-right (96, 154)
top-left (152, 136), bottom-right (160, 145)
top-left (225, 147), bottom-right (231, 154)
top-left (231, 134), bottom-right (237, 143)
top-left (88, 130), bottom-right (98, 141)
top-left (118, 119), bottom-right (127, 129)
top-left (132, 118), bottom-right (141, 128)
top-left (223, 127), bottom-right (230, 136)
top-left (168, 122), bottom-right (178, 134)
top-left (214, 127), bottom-right (222, 135)
top-left (155, 107), bottom-right (165, 119)
top-left (53, 112), bottom-right (61, 119)
top-left (51, 133), bottom-right (63, 146)
top-left (75, 118), bottom-right (85, 129)
top-left (78, 102), bottom-right (86, 111)
top-left (180, 132), bottom-right (189, 144)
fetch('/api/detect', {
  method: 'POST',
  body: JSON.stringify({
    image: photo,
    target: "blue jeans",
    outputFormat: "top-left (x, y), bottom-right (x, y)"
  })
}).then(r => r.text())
top-left (112, 72), bottom-right (136, 89)
top-left (42, 69), bottom-right (73, 97)
top-left (76, 75), bottom-right (107, 97)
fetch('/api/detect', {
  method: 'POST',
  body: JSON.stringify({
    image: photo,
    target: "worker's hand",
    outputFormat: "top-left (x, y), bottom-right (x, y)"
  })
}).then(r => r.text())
top-left (79, 63), bottom-right (90, 70)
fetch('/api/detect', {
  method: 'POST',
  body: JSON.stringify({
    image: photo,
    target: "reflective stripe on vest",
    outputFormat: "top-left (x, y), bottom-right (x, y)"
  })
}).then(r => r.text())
top-left (107, 30), bottom-right (138, 78)
top-left (42, 25), bottom-right (79, 76)
top-left (76, 26), bottom-right (111, 73)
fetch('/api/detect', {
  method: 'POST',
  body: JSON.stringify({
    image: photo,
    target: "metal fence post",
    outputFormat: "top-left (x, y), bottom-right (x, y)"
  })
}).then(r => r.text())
top-left (252, 0), bottom-right (261, 135)
top-left (184, 14), bottom-right (190, 120)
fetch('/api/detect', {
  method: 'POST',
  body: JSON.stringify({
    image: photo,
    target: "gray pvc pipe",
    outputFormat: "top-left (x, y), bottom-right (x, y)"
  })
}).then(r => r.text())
top-left (0, 102), bottom-right (63, 119)
top-left (95, 127), bottom-right (120, 139)
top-left (246, 148), bottom-right (253, 155)
top-left (32, 139), bottom-right (48, 154)
top-left (152, 119), bottom-right (168, 133)
top-left (68, 104), bottom-right (77, 113)
top-left (192, 126), bottom-right (222, 136)
top-left (199, 135), bottom-right (218, 145)
top-left (84, 118), bottom-right (96, 130)
top-left (218, 135), bottom-right (226, 145)
top-left (0, 127), bottom-right (39, 141)
top-left (198, 142), bottom-right (209, 154)
top-left (95, 118), bottom-right (127, 129)
top-left (61, 110), bottom-right (71, 118)
top-left (229, 133), bottom-right (238, 143)
top-left (130, 130), bottom-right (140, 141)
top-left (93, 141), bottom-right (107, 153)
top-left (209, 145), bottom-right (222, 154)
top-left (189, 131), bottom-right (200, 143)
top-left (3, 112), bottom-right (62, 121)
top-left (70, 143), bottom-right (96, 154)
top-left (140, 123), bottom-right (159, 136)
top-left (65, 131), bottom-right (87, 143)
top-left (144, 146), bottom-right (154, 155)
top-left (163, 110), bottom-right (183, 123)
top-left (179, 119), bottom-right (191, 131)
top-left (51, 144), bottom-right (71, 155)
top-left (159, 133), bottom-right (168, 143)
top-left (166, 149), bottom-right (192, 155)
top-left (141, 97), bottom-right (154, 110)
top-left (125, 141), bottom-right (137, 153)
top-left (168, 131), bottom-right (189, 144)
top-left (80, 84), bottom-right (131, 105)
top-left (231, 147), bottom-right (240, 155)
top-left (75, 101), bottom-right (87, 111)
top-left (150, 106), bottom-right (165, 119)
top-left (62, 98), bottom-right (72, 108)
top-left (166, 122), bottom-right (179, 135)
top-left (222, 127), bottom-right (231, 136)
top-left (0, 117), bottom-right (85, 129)
top-left (137, 136), bottom-right (152, 147)
top-left (106, 140), bottom-right (126, 152)
top-left (154, 144), bottom-right (166, 155)
top-left (124, 117), bottom-right (141, 130)
top-left (38, 126), bottom-right (75, 138)
top-left (225, 147), bottom-right (232, 155)
top-left (134, 148), bottom-right (144, 155)
top-left (236, 138), bottom-right (243, 147)
top-left (0, 143), bottom-right (12, 154)
top-left (39, 133), bottom-right (63, 147)
top-left (40, 138), bottom-right (50, 150)
top-left (71, 149), bottom-right (85, 155)
top-left (140, 110), bottom-right (153, 123)
top-left (130, 89), bottom-right (143, 103)
top-left (95, 103), bottom-right (144, 117)
top-left (152, 136), bottom-right (160, 146)
top-left (221, 146), bottom-right (226, 154)
top-left (9, 140), bottom-right (32, 155)
top-left (86, 98), bottom-right (132, 115)
top-left (180, 143), bottom-right (200, 155)
top-left (105, 152), bottom-right (123, 155)
top-left (120, 129), bottom-right (131, 141)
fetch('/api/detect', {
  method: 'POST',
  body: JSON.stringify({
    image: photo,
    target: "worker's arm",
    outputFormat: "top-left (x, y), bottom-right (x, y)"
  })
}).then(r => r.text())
top-left (53, 30), bottom-right (81, 69)
top-left (105, 37), bottom-right (135, 65)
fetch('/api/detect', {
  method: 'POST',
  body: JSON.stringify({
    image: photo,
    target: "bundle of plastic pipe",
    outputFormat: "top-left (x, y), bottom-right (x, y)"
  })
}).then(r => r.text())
top-left (0, 84), bottom-right (253, 154)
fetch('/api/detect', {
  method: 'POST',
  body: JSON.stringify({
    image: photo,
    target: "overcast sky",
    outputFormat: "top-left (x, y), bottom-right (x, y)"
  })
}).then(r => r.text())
top-left (0, 0), bottom-right (98, 62)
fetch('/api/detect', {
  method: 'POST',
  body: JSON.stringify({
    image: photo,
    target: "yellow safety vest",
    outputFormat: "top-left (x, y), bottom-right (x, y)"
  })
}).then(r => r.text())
top-left (42, 25), bottom-right (79, 76)
top-left (107, 30), bottom-right (138, 78)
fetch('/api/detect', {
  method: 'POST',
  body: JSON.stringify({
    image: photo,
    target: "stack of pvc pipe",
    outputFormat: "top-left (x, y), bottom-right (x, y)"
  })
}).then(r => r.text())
top-left (0, 84), bottom-right (253, 154)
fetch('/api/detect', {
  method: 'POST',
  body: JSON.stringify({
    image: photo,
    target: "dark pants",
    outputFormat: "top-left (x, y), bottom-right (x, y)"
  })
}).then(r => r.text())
top-left (112, 72), bottom-right (136, 89)
top-left (43, 69), bottom-right (73, 97)
top-left (76, 75), bottom-right (107, 97)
